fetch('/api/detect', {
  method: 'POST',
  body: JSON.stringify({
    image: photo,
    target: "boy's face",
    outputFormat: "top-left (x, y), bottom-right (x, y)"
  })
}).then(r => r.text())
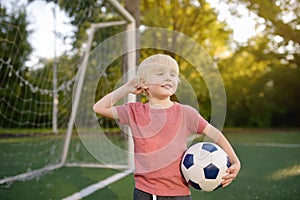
top-left (144, 65), bottom-right (179, 98)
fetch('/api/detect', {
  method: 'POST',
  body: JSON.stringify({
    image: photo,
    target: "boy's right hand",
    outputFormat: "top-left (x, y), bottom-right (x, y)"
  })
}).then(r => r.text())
top-left (126, 78), bottom-right (147, 95)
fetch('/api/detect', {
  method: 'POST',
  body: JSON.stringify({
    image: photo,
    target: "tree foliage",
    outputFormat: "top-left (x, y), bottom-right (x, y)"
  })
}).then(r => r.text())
top-left (140, 0), bottom-right (232, 119)
top-left (1, 0), bottom-right (299, 128)
top-left (0, 5), bottom-right (32, 83)
top-left (218, 0), bottom-right (300, 127)
top-left (0, 4), bottom-right (34, 128)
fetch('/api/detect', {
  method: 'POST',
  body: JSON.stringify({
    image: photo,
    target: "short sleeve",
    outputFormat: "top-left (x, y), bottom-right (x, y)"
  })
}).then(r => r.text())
top-left (115, 104), bottom-right (130, 125)
top-left (196, 113), bottom-right (209, 133)
top-left (183, 105), bottom-right (209, 134)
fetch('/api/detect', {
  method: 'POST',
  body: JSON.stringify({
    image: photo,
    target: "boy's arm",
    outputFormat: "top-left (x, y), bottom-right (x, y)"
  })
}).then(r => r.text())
top-left (93, 78), bottom-right (144, 119)
top-left (203, 124), bottom-right (241, 187)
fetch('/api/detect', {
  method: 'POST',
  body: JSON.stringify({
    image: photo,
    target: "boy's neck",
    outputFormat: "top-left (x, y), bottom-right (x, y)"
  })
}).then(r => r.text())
top-left (148, 98), bottom-right (174, 109)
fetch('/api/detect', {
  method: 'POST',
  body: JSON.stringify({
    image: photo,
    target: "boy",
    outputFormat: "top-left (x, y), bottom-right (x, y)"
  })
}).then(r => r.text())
top-left (93, 54), bottom-right (240, 199)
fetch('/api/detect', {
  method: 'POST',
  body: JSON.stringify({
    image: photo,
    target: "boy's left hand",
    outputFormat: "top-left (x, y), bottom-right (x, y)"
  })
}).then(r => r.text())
top-left (222, 162), bottom-right (240, 187)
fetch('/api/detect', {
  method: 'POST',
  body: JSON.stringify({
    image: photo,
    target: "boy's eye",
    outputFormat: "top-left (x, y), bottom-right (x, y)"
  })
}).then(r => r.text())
top-left (156, 72), bottom-right (164, 75)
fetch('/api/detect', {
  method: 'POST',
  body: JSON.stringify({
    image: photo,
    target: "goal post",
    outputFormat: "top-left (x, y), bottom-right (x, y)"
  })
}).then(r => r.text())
top-left (61, 0), bottom-right (136, 169)
top-left (60, 19), bottom-right (136, 167)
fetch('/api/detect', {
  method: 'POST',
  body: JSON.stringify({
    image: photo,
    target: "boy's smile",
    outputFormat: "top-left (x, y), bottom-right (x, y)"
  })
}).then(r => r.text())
top-left (161, 83), bottom-right (172, 89)
top-left (145, 81), bottom-right (177, 100)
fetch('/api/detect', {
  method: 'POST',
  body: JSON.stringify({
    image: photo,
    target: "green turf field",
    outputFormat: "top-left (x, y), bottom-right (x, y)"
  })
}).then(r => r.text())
top-left (0, 130), bottom-right (299, 199)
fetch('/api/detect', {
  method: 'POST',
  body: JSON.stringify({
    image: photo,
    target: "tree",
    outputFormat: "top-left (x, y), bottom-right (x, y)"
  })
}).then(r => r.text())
top-left (220, 0), bottom-right (300, 127)
top-left (31, 0), bottom-right (300, 127)
top-left (0, 5), bottom-right (32, 84)
top-left (0, 4), bottom-right (33, 128)
top-left (140, 0), bottom-right (233, 120)
top-left (141, 0), bottom-right (232, 57)
top-left (220, 36), bottom-right (280, 127)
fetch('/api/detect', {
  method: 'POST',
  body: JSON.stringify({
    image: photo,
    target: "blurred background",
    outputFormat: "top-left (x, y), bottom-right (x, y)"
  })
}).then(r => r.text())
top-left (0, 0), bottom-right (299, 199)
top-left (1, 0), bottom-right (299, 128)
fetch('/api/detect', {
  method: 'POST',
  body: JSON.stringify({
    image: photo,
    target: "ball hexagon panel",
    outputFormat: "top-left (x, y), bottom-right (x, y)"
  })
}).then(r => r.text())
top-left (211, 150), bottom-right (228, 168)
top-left (187, 165), bottom-right (206, 184)
top-left (199, 179), bottom-right (219, 192)
top-left (216, 166), bottom-right (229, 184)
top-left (186, 143), bottom-right (202, 154)
top-left (181, 166), bottom-right (190, 183)
top-left (195, 149), bottom-right (213, 168)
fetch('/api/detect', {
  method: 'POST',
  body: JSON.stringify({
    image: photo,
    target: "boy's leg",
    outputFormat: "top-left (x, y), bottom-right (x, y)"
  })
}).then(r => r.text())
top-left (133, 188), bottom-right (192, 200)
top-left (133, 188), bottom-right (152, 200)
top-left (157, 195), bottom-right (192, 200)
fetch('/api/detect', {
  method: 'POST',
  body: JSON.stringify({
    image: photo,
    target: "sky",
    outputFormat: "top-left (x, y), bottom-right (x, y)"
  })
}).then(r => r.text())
top-left (25, 1), bottom-right (75, 66)
top-left (208, 0), bottom-right (258, 42)
top-left (5, 0), bottom-right (259, 67)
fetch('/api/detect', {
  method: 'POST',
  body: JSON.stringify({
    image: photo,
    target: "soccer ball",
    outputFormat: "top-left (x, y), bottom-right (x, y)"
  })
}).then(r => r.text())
top-left (181, 142), bottom-right (231, 192)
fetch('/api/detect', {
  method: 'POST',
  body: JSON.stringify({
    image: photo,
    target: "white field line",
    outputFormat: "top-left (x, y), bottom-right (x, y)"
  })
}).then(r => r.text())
top-left (64, 163), bottom-right (128, 169)
top-left (239, 143), bottom-right (300, 148)
top-left (62, 169), bottom-right (133, 200)
top-left (0, 163), bottom-right (62, 185)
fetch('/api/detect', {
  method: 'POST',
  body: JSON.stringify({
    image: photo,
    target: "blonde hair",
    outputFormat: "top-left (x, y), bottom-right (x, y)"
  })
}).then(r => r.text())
top-left (137, 54), bottom-right (179, 82)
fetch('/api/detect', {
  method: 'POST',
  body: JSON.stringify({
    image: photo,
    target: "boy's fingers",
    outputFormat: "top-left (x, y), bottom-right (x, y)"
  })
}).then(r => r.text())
top-left (222, 180), bottom-right (232, 187)
top-left (223, 173), bottom-right (236, 180)
top-left (227, 165), bottom-right (235, 173)
top-left (221, 174), bottom-right (236, 187)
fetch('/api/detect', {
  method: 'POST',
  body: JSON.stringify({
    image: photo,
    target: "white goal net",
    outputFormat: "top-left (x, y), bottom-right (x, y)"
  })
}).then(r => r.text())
top-left (0, 0), bottom-right (135, 185)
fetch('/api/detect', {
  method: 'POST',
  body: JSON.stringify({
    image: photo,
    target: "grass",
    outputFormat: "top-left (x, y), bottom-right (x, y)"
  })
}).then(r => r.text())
top-left (189, 144), bottom-right (300, 200)
top-left (0, 130), bottom-right (299, 199)
top-left (0, 167), bottom-right (120, 200)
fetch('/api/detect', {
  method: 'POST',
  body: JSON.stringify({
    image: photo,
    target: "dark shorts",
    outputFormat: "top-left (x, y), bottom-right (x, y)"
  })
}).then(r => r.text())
top-left (133, 188), bottom-right (192, 200)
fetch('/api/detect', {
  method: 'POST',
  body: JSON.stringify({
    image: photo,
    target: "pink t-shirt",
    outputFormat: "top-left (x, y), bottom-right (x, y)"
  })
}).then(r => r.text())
top-left (116, 102), bottom-right (208, 196)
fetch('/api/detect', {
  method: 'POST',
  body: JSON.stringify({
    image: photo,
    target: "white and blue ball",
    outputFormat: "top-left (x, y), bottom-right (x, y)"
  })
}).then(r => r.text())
top-left (181, 142), bottom-right (231, 192)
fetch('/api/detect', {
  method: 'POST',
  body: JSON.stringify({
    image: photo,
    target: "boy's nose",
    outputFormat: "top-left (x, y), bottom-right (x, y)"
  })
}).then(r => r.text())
top-left (164, 74), bottom-right (172, 81)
